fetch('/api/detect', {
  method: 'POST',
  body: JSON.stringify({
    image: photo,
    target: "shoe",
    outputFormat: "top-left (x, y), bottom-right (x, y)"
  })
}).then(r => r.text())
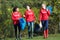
top-left (15, 39), bottom-right (18, 40)
top-left (46, 29), bottom-right (48, 38)
top-left (31, 35), bottom-right (33, 39)
top-left (44, 30), bottom-right (46, 39)
top-left (28, 32), bottom-right (31, 38)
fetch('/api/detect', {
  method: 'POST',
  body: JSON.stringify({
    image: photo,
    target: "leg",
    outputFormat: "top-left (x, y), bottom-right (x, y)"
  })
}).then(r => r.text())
top-left (31, 22), bottom-right (34, 38)
top-left (14, 24), bottom-right (18, 40)
top-left (46, 29), bottom-right (48, 38)
top-left (41, 21), bottom-right (44, 32)
top-left (18, 23), bottom-right (22, 40)
top-left (27, 22), bottom-right (31, 38)
top-left (43, 20), bottom-right (48, 38)
top-left (42, 21), bottom-right (46, 38)
top-left (45, 20), bottom-right (48, 38)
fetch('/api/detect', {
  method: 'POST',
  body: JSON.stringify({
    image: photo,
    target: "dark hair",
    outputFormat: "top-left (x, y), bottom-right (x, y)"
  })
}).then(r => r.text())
top-left (13, 6), bottom-right (18, 12)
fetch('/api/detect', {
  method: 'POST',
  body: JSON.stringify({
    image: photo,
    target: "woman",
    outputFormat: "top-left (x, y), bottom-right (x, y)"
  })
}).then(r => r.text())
top-left (24, 6), bottom-right (35, 38)
top-left (12, 6), bottom-right (22, 40)
top-left (39, 3), bottom-right (50, 38)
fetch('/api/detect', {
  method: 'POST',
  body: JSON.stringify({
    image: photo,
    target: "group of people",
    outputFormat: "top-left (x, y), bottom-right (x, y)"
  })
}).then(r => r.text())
top-left (11, 3), bottom-right (50, 40)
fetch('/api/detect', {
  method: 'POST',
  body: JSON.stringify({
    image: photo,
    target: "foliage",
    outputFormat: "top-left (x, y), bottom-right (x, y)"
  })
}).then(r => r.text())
top-left (0, 0), bottom-right (60, 38)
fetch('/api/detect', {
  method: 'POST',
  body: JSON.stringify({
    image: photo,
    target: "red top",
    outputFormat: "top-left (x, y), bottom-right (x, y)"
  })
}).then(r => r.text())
top-left (39, 8), bottom-right (50, 21)
top-left (24, 9), bottom-right (35, 22)
top-left (12, 12), bottom-right (22, 25)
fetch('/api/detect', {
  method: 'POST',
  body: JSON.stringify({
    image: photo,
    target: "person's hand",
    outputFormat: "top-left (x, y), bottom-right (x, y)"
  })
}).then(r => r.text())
top-left (23, 15), bottom-right (25, 18)
top-left (47, 9), bottom-right (48, 11)
top-left (38, 19), bottom-right (40, 23)
top-left (34, 20), bottom-right (36, 23)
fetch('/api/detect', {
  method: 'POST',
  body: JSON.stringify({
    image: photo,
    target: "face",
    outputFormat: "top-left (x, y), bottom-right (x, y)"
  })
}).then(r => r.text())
top-left (27, 6), bottom-right (30, 10)
top-left (42, 4), bottom-right (46, 9)
top-left (16, 8), bottom-right (19, 11)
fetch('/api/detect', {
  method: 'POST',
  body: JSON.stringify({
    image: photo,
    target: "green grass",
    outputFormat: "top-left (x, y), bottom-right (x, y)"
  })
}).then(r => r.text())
top-left (3, 34), bottom-right (60, 40)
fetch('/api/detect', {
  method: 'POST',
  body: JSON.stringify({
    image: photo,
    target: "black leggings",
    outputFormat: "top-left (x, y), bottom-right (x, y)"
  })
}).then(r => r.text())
top-left (14, 23), bottom-right (21, 38)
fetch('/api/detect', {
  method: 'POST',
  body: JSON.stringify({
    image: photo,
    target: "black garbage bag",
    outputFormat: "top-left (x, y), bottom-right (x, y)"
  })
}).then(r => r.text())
top-left (34, 23), bottom-right (43, 35)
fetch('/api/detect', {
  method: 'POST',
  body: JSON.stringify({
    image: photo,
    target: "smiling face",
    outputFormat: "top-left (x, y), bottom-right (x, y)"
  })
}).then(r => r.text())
top-left (42, 4), bottom-right (46, 9)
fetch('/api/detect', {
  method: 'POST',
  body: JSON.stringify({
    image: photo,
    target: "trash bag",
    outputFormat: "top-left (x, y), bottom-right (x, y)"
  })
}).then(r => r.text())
top-left (19, 18), bottom-right (26, 30)
top-left (34, 23), bottom-right (43, 34)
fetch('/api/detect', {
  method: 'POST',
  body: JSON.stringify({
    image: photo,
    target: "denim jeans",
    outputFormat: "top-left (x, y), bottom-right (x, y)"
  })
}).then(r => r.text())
top-left (41, 20), bottom-right (48, 30)
top-left (27, 21), bottom-right (34, 37)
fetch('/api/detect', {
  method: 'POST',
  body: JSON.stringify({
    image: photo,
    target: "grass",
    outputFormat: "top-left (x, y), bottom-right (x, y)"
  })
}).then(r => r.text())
top-left (3, 34), bottom-right (60, 40)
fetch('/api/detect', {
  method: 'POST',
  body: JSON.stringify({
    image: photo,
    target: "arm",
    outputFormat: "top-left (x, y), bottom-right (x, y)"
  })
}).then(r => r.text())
top-left (12, 12), bottom-right (22, 21)
top-left (47, 10), bottom-right (50, 16)
top-left (17, 12), bottom-right (22, 19)
top-left (32, 10), bottom-right (36, 20)
top-left (39, 9), bottom-right (42, 21)
top-left (24, 11), bottom-right (27, 19)
top-left (12, 13), bottom-right (17, 21)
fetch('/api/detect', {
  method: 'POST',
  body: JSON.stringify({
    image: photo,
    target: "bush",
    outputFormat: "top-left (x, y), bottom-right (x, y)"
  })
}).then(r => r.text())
top-left (0, 7), bottom-right (59, 38)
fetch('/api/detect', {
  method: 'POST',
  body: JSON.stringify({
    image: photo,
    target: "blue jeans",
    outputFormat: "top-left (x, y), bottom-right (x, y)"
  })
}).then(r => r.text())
top-left (41, 20), bottom-right (48, 30)
top-left (27, 21), bottom-right (34, 37)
